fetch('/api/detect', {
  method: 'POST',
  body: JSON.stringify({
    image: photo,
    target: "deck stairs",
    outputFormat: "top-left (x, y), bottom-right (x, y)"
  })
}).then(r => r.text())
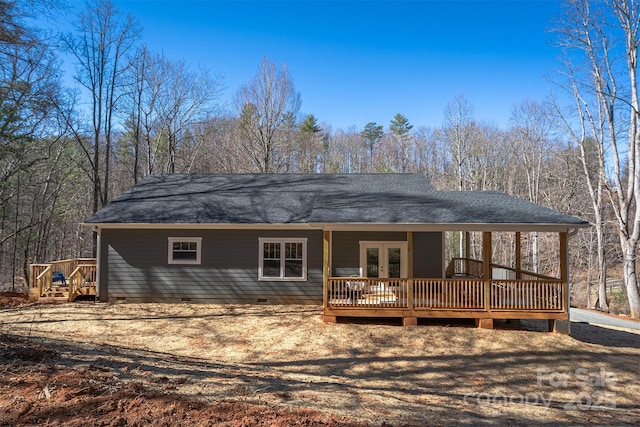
top-left (28, 259), bottom-right (97, 303)
top-left (40, 285), bottom-right (72, 302)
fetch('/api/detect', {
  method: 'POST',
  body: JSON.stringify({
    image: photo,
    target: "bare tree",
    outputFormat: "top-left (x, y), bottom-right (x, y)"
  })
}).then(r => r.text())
top-left (61, 0), bottom-right (140, 232)
top-left (509, 99), bottom-right (558, 273)
top-left (443, 94), bottom-right (475, 191)
top-left (554, 85), bottom-right (610, 311)
top-left (442, 94), bottom-right (476, 258)
top-left (555, 0), bottom-right (640, 317)
top-left (0, 0), bottom-right (91, 287)
top-left (235, 57), bottom-right (300, 173)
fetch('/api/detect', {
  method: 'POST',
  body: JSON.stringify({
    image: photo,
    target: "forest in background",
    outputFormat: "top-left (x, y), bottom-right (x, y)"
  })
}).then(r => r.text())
top-left (1, 0), bottom-right (638, 317)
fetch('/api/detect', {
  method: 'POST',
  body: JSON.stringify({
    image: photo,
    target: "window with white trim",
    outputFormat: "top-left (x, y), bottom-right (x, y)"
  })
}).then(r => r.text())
top-left (168, 237), bottom-right (202, 264)
top-left (258, 238), bottom-right (307, 280)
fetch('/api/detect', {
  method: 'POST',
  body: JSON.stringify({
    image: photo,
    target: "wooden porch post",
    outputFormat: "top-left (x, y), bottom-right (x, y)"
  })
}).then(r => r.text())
top-left (404, 231), bottom-right (417, 326)
top-left (515, 232), bottom-right (522, 280)
top-left (465, 231), bottom-right (471, 274)
top-left (560, 231), bottom-right (568, 283)
top-left (322, 230), bottom-right (336, 323)
top-left (551, 231), bottom-right (570, 335)
top-left (478, 231), bottom-right (494, 329)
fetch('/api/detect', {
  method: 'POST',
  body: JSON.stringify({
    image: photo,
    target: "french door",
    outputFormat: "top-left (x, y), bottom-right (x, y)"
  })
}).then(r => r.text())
top-left (359, 242), bottom-right (407, 278)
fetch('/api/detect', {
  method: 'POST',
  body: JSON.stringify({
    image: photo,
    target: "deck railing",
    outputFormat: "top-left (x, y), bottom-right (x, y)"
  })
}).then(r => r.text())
top-left (328, 277), bottom-right (565, 312)
top-left (490, 279), bottom-right (563, 311)
top-left (327, 278), bottom-right (408, 309)
top-left (327, 258), bottom-right (565, 313)
top-left (414, 278), bottom-right (485, 309)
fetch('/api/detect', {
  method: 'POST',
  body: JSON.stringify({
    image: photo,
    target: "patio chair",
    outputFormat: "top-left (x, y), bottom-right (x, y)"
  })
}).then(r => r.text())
top-left (52, 271), bottom-right (66, 286)
top-left (346, 276), bottom-right (366, 303)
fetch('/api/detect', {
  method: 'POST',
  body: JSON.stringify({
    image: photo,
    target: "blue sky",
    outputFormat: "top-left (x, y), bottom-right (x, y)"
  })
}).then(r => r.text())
top-left (105, 0), bottom-right (564, 131)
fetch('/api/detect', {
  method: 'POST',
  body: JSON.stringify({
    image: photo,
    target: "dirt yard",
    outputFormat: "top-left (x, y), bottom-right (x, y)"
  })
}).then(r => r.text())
top-left (1, 299), bottom-right (639, 426)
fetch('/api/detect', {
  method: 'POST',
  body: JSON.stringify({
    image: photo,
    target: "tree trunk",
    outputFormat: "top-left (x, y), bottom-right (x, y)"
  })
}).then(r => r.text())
top-left (596, 219), bottom-right (608, 311)
top-left (531, 231), bottom-right (539, 274)
top-left (622, 238), bottom-right (640, 318)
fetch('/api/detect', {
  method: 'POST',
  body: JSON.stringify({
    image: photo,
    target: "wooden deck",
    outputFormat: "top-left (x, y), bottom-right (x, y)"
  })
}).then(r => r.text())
top-left (29, 258), bottom-right (97, 302)
top-left (323, 258), bottom-right (568, 329)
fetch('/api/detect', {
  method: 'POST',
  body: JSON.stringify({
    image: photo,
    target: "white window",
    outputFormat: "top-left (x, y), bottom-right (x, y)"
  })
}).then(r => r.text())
top-left (258, 238), bottom-right (307, 280)
top-left (168, 237), bottom-right (202, 264)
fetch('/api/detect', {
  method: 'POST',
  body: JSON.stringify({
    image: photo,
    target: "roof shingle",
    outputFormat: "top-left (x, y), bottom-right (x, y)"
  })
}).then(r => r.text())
top-left (84, 173), bottom-right (588, 228)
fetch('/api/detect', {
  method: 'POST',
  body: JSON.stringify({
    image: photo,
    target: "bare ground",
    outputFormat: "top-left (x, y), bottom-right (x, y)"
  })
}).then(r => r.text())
top-left (1, 298), bottom-right (639, 426)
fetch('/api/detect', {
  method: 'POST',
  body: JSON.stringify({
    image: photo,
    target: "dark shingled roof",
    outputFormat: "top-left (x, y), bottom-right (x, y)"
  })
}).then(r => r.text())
top-left (84, 173), bottom-right (588, 228)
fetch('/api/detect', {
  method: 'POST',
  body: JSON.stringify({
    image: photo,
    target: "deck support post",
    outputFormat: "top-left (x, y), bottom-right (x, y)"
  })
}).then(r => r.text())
top-left (403, 317), bottom-right (417, 327)
top-left (549, 319), bottom-right (570, 335)
top-left (476, 318), bottom-right (494, 329)
top-left (482, 232), bottom-right (492, 312)
top-left (323, 315), bottom-right (337, 323)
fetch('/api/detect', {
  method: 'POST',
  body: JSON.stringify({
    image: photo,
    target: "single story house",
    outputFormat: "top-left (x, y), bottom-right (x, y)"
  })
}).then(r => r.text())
top-left (83, 173), bottom-right (589, 332)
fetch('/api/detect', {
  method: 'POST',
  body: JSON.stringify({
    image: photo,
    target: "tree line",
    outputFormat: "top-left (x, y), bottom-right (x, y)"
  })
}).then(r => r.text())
top-left (0, 0), bottom-right (638, 317)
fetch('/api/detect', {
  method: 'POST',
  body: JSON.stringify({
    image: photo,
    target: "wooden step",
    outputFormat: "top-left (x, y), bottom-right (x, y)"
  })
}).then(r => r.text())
top-left (38, 296), bottom-right (69, 303)
top-left (42, 286), bottom-right (69, 300)
top-left (42, 291), bottom-right (68, 297)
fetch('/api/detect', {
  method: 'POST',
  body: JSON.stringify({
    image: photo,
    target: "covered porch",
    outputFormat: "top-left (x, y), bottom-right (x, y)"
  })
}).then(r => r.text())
top-left (322, 230), bottom-right (571, 333)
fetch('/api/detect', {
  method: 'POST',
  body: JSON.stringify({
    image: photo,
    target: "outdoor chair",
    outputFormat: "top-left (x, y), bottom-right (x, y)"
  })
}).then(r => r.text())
top-left (346, 277), bottom-right (366, 303)
top-left (52, 271), bottom-right (66, 286)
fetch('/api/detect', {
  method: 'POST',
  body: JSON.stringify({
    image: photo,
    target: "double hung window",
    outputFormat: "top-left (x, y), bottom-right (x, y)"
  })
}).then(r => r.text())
top-left (168, 237), bottom-right (202, 264)
top-left (259, 238), bottom-right (307, 280)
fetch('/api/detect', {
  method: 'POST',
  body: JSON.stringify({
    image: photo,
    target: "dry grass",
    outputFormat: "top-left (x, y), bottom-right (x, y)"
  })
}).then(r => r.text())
top-left (1, 302), bottom-right (640, 425)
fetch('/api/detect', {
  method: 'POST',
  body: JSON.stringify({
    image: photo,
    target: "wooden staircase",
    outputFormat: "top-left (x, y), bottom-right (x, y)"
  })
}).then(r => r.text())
top-left (40, 285), bottom-right (72, 302)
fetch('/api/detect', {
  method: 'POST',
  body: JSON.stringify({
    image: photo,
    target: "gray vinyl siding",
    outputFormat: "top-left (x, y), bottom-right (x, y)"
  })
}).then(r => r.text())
top-left (331, 231), bottom-right (442, 278)
top-left (98, 229), bottom-right (323, 304)
top-left (412, 232), bottom-right (443, 278)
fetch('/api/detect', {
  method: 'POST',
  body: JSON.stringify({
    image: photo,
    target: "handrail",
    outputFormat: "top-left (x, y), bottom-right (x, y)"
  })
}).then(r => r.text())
top-left (67, 267), bottom-right (83, 302)
top-left (446, 258), bottom-right (560, 281)
top-left (68, 264), bottom-right (97, 301)
top-left (36, 265), bottom-right (53, 296)
top-left (28, 264), bottom-right (48, 301)
top-left (490, 264), bottom-right (559, 281)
